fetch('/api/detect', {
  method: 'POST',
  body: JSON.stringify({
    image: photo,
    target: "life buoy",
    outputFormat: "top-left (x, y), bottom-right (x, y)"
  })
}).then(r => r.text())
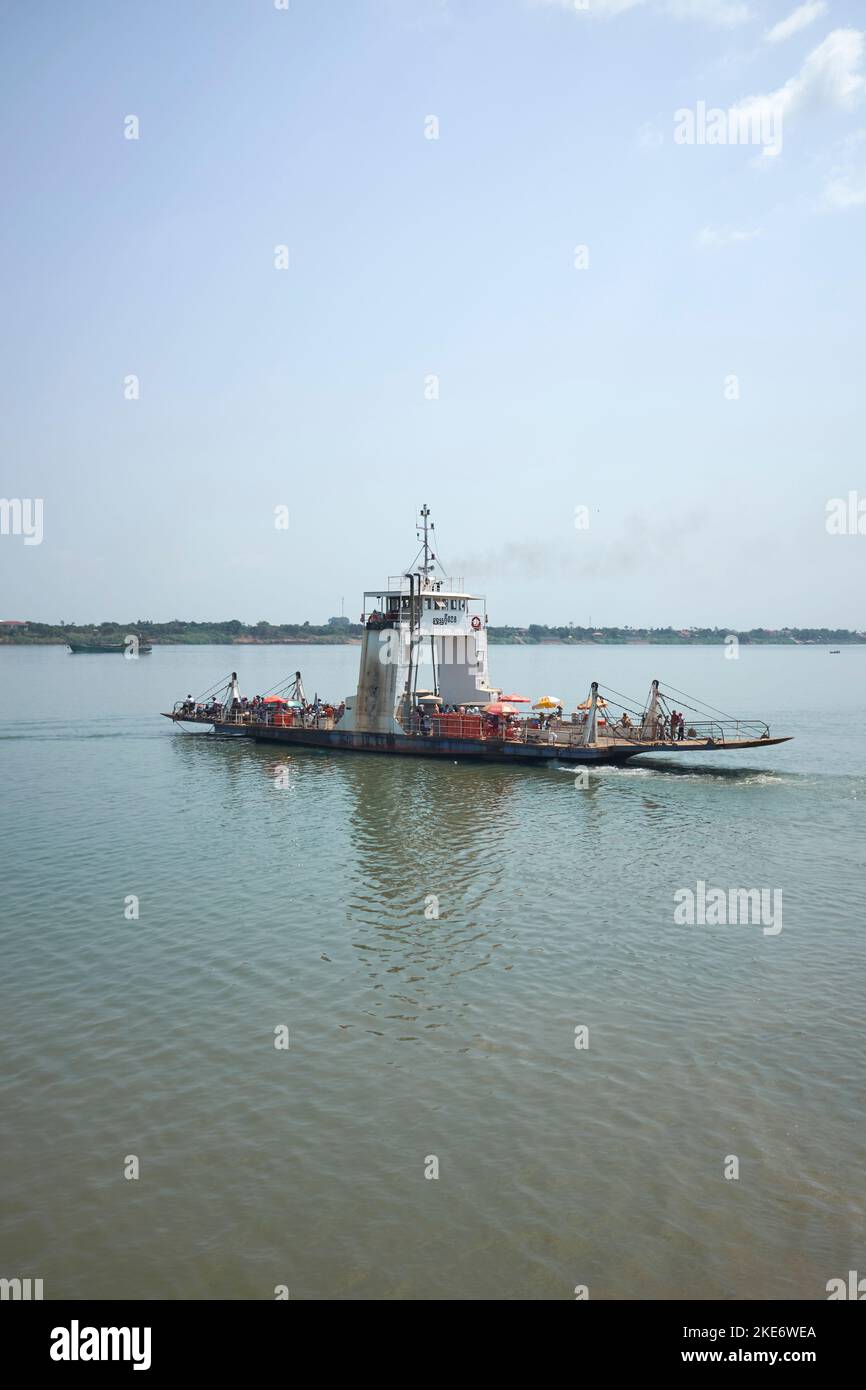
top-left (471, 616), bottom-right (482, 630)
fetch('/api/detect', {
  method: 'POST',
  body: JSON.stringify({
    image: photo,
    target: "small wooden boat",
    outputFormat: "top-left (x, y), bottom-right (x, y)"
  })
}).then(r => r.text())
top-left (69, 636), bottom-right (152, 654)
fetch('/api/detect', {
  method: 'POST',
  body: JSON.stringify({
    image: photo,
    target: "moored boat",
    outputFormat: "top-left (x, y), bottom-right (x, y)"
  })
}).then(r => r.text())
top-left (69, 635), bottom-right (152, 654)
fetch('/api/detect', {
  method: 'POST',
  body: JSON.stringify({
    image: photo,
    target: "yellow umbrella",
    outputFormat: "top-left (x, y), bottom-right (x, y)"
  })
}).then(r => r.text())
top-left (533, 695), bottom-right (562, 709)
top-left (576, 697), bottom-right (608, 709)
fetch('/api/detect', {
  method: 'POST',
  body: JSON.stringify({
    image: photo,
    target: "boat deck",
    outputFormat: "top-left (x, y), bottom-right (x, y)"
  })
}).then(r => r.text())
top-left (162, 710), bottom-right (790, 764)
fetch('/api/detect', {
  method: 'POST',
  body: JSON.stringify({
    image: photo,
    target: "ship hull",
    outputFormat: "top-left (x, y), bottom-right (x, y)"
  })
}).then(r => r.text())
top-left (166, 718), bottom-right (790, 765)
top-left (252, 726), bottom-right (632, 763)
top-left (69, 643), bottom-right (152, 654)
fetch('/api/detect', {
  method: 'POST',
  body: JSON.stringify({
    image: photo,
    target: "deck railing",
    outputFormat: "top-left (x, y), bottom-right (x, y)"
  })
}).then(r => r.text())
top-left (172, 704), bottom-right (337, 731)
top-left (652, 719), bottom-right (770, 745)
top-left (400, 713), bottom-right (590, 744)
top-left (172, 703), bottom-right (770, 746)
top-left (398, 713), bottom-right (771, 746)
top-left (385, 576), bottom-right (466, 594)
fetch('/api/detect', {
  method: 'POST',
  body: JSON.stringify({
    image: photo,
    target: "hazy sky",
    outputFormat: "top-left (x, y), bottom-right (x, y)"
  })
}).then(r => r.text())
top-left (2, 0), bottom-right (865, 628)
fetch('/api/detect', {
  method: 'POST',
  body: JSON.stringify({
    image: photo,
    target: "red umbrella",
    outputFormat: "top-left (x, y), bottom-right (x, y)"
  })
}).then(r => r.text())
top-left (263, 695), bottom-right (288, 704)
top-left (500, 693), bottom-right (530, 702)
top-left (484, 702), bottom-right (519, 716)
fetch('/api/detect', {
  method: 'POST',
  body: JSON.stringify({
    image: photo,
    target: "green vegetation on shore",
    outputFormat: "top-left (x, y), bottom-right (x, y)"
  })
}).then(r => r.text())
top-left (1, 619), bottom-right (864, 646)
top-left (488, 624), bottom-right (865, 645)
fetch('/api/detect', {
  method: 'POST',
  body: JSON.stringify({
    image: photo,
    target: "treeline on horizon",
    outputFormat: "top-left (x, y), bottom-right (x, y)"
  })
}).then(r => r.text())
top-left (2, 618), bottom-right (864, 645)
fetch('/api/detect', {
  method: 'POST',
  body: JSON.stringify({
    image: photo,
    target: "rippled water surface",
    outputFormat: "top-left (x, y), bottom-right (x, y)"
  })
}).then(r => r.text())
top-left (1, 644), bottom-right (864, 1299)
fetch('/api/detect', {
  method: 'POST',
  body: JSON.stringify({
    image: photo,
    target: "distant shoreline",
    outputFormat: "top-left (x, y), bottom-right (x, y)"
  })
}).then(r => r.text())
top-left (2, 628), bottom-right (863, 649)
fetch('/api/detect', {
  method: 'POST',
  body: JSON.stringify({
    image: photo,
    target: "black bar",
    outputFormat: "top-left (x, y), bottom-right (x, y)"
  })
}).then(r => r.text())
top-left (4, 1298), bottom-right (861, 1375)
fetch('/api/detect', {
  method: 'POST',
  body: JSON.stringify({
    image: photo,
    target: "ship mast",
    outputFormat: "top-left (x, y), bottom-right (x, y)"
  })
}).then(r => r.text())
top-left (417, 503), bottom-right (435, 581)
top-left (416, 504), bottom-right (437, 696)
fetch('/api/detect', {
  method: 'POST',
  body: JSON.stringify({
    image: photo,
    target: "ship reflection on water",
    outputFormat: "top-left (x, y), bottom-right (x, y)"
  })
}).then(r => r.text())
top-left (169, 732), bottom-right (551, 1042)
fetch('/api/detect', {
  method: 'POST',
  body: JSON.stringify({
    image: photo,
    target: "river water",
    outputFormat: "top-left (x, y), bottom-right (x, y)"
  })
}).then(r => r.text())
top-left (1, 643), bottom-right (863, 1299)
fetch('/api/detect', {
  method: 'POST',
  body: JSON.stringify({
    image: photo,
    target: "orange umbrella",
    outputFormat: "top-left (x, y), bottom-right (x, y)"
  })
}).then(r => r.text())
top-left (575, 696), bottom-right (607, 725)
top-left (500, 693), bottom-right (530, 702)
top-left (484, 702), bottom-right (519, 716)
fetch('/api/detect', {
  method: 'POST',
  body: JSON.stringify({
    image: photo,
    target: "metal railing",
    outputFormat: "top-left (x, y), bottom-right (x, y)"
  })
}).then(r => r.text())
top-left (400, 714), bottom-right (582, 743)
top-left (385, 576), bottom-right (467, 594)
top-left (397, 712), bottom-right (772, 746)
top-left (172, 704), bottom-right (338, 731)
top-left (172, 703), bottom-right (770, 747)
top-left (589, 717), bottom-right (771, 746)
top-left (654, 719), bottom-right (770, 745)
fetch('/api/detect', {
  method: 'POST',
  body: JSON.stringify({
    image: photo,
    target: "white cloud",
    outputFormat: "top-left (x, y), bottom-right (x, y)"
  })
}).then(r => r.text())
top-left (534, 0), bottom-right (643, 14)
top-left (637, 119), bottom-right (666, 147)
top-left (664, 0), bottom-right (751, 26)
top-left (825, 175), bottom-right (866, 206)
top-left (731, 28), bottom-right (866, 157)
top-left (765, 2), bottom-right (828, 46)
top-left (535, 0), bottom-right (751, 23)
top-left (822, 129), bottom-right (866, 207)
top-left (697, 225), bottom-right (764, 243)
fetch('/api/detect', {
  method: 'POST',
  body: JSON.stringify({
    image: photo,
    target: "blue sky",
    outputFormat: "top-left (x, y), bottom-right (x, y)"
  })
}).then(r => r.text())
top-left (1, 0), bottom-right (865, 628)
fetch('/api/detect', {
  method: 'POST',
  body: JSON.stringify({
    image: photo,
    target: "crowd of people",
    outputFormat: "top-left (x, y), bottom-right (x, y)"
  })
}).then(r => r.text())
top-left (411, 701), bottom-right (697, 744)
top-left (611, 709), bottom-right (694, 741)
top-left (177, 695), bottom-right (224, 719)
top-left (176, 688), bottom-right (695, 744)
top-left (177, 695), bottom-right (345, 725)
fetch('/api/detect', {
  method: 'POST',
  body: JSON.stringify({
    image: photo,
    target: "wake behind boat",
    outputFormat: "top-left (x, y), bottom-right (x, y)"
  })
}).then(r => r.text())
top-left (161, 507), bottom-right (791, 767)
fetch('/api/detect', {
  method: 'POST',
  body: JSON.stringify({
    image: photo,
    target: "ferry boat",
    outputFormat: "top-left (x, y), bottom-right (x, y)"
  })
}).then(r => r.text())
top-left (162, 507), bottom-right (791, 766)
